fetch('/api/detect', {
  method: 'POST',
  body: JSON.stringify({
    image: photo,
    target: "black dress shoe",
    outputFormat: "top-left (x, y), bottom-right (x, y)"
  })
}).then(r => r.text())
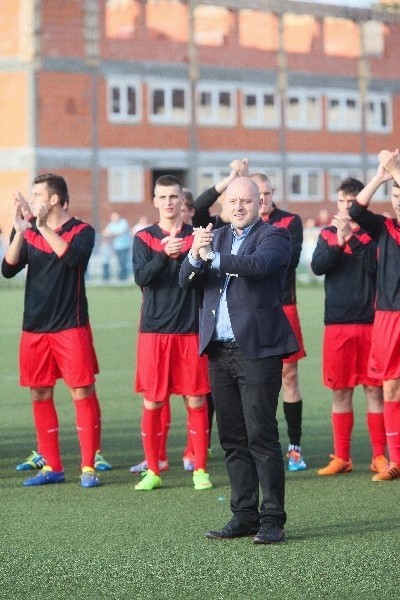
top-left (253, 522), bottom-right (285, 544)
top-left (205, 518), bottom-right (260, 540)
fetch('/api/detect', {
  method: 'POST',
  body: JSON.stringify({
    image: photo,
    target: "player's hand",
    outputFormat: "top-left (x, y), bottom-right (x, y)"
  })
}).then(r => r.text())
top-left (332, 213), bottom-right (352, 247)
top-left (191, 223), bottom-right (214, 260)
top-left (161, 228), bottom-right (184, 258)
top-left (13, 199), bottom-right (32, 233)
top-left (13, 191), bottom-right (32, 220)
top-left (378, 149), bottom-right (399, 177)
top-left (31, 200), bottom-right (49, 229)
top-left (229, 158), bottom-right (249, 177)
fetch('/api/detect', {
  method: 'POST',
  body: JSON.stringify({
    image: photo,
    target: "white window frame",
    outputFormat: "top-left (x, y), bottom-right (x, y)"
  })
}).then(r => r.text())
top-left (241, 87), bottom-right (280, 128)
top-left (328, 169), bottom-right (364, 201)
top-left (148, 80), bottom-right (190, 125)
top-left (366, 93), bottom-right (392, 133)
top-left (107, 166), bottom-right (144, 203)
top-left (196, 84), bottom-right (237, 126)
top-left (326, 90), bottom-right (361, 131)
top-left (287, 168), bottom-right (323, 202)
top-left (107, 77), bottom-right (141, 123)
top-left (285, 90), bottom-right (322, 130)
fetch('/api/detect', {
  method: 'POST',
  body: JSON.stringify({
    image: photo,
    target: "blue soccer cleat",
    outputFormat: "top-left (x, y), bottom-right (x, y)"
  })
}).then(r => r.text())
top-left (80, 467), bottom-right (101, 488)
top-left (16, 450), bottom-right (46, 471)
top-left (287, 450), bottom-right (307, 472)
top-left (94, 451), bottom-right (112, 471)
top-left (23, 467), bottom-right (65, 486)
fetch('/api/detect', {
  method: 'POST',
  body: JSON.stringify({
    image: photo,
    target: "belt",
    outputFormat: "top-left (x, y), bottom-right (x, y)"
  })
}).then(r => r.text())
top-left (211, 340), bottom-right (239, 349)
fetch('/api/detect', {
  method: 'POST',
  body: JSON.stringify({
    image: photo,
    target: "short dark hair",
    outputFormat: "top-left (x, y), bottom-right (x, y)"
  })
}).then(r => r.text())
top-left (337, 177), bottom-right (364, 196)
top-left (33, 173), bottom-right (69, 207)
top-left (182, 188), bottom-right (195, 210)
top-left (154, 175), bottom-right (182, 192)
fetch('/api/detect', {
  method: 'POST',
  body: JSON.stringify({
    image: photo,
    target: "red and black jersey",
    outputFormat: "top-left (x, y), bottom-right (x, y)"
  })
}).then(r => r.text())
top-left (350, 201), bottom-right (400, 311)
top-left (1, 217), bottom-right (94, 333)
top-left (263, 207), bottom-right (302, 305)
top-left (133, 223), bottom-right (200, 334)
top-left (311, 224), bottom-right (377, 324)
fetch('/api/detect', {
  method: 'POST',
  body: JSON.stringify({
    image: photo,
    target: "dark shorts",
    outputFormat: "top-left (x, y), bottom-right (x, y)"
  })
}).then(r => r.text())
top-left (369, 310), bottom-right (400, 381)
top-left (20, 325), bottom-right (99, 388)
top-left (135, 333), bottom-right (210, 402)
top-left (323, 323), bottom-right (381, 389)
top-left (283, 304), bottom-right (306, 364)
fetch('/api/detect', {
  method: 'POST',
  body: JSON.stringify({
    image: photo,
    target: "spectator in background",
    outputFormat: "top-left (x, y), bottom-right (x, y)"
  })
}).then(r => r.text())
top-left (102, 212), bottom-right (132, 281)
top-left (316, 208), bottom-right (331, 229)
top-left (132, 215), bottom-right (152, 236)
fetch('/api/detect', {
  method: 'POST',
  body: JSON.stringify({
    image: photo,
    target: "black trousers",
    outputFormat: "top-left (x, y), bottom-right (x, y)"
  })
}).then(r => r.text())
top-left (207, 344), bottom-right (286, 528)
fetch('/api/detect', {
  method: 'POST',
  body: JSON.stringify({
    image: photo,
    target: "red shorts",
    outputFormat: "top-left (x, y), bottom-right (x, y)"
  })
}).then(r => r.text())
top-left (20, 325), bottom-right (99, 388)
top-left (323, 323), bottom-right (381, 389)
top-left (135, 333), bottom-right (210, 402)
top-left (283, 304), bottom-right (306, 364)
top-left (369, 310), bottom-right (400, 380)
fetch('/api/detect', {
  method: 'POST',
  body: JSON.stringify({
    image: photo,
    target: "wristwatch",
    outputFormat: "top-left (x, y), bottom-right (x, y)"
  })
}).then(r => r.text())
top-left (206, 249), bottom-right (216, 265)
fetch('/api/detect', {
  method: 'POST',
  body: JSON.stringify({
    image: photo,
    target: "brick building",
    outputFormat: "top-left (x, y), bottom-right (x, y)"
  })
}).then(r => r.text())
top-left (1, 0), bottom-right (400, 236)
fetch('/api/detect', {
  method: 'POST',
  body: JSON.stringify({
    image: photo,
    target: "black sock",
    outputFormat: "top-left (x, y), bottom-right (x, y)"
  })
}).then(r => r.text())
top-left (283, 400), bottom-right (303, 448)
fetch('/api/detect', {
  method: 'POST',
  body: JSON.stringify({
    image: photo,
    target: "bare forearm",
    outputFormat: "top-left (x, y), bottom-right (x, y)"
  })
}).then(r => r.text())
top-left (4, 231), bottom-right (24, 265)
top-left (37, 225), bottom-right (69, 257)
top-left (356, 175), bottom-right (385, 207)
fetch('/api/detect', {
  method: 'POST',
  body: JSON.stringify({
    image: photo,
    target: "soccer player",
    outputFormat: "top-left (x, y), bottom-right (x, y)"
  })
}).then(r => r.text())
top-left (2, 173), bottom-right (104, 487)
top-left (250, 173), bottom-right (307, 472)
top-left (132, 174), bottom-right (212, 491)
top-left (349, 150), bottom-right (400, 481)
top-left (311, 178), bottom-right (387, 476)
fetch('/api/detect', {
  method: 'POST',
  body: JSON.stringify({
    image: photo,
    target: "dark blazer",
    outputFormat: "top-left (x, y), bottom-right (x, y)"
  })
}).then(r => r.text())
top-left (179, 219), bottom-right (300, 360)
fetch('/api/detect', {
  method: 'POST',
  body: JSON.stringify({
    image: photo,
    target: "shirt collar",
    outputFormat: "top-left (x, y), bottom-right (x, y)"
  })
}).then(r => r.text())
top-left (230, 218), bottom-right (260, 240)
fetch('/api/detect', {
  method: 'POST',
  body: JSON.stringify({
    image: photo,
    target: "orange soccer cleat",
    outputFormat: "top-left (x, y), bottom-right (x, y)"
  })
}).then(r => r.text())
top-left (370, 455), bottom-right (389, 474)
top-left (317, 454), bottom-right (353, 476)
top-left (372, 462), bottom-right (400, 482)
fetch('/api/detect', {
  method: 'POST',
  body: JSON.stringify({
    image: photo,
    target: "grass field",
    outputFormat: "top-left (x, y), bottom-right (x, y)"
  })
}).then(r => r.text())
top-left (0, 283), bottom-right (399, 599)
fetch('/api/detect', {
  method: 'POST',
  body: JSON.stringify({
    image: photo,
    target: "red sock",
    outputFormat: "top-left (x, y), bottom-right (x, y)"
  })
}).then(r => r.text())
top-left (187, 403), bottom-right (209, 471)
top-left (367, 411), bottom-right (386, 458)
top-left (141, 406), bottom-right (163, 474)
top-left (383, 401), bottom-right (400, 464)
top-left (332, 411), bottom-right (354, 462)
top-left (93, 393), bottom-right (101, 452)
top-left (33, 399), bottom-right (63, 472)
top-left (74, 393), bottom-right (100, 470)
top-left (159, 400), bottom-right (171, 462)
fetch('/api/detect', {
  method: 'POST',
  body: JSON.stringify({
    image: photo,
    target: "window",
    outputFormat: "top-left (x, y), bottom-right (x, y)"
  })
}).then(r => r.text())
top-left (108, 78), bottom-right (141, 123)
top-left (197, 168), bottom-right (231, 194)
top-left (287, 168), bottom-right (322, 201)
top-left (326, 91), bottom-right (360, 131)
top-left (285, 91), bottom-right (321, 129)
top-left (242, 88), bottom-right (280, 128)
top-left (328, 169), bottom-right (363, 201)
top-left (196, 85), bottom-right (236, 126)
top-left (108, 166), bottom-right (144, 203)
top-left (148, 81), bottom-right (190, 124)
top-left (366, 94), bottom-right (391, 133)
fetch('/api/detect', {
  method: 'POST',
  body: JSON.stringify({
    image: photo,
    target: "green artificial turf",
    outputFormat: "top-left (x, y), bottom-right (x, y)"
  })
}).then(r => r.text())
top-left (0, 284), bottom-right (399, 599)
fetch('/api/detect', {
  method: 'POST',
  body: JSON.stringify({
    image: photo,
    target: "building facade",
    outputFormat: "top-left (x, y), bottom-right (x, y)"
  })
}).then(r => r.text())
top-left (1, 0), bottom-right (400, 235)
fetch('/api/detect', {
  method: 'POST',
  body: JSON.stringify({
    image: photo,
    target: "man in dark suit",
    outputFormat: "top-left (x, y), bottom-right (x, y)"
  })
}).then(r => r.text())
top-left (179, 177), bottom-right (299, 544)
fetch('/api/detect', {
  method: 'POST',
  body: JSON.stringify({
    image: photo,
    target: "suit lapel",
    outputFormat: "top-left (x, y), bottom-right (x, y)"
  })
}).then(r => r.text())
top-left (237, 218), bottom-right (263, 256)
